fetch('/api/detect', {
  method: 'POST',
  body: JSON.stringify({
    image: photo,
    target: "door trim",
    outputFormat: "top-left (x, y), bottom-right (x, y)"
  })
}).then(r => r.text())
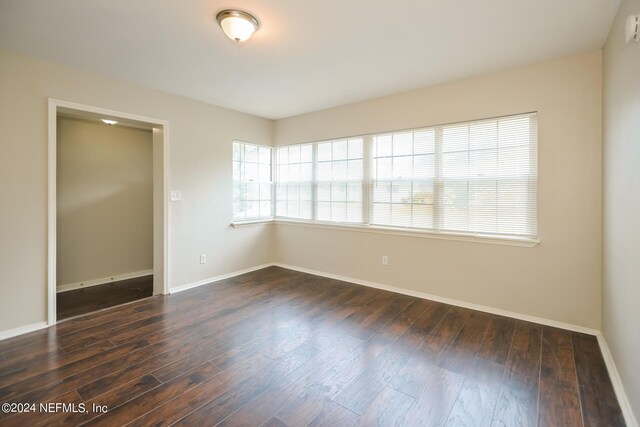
top-left (47, 98), bottom-right (170, 326)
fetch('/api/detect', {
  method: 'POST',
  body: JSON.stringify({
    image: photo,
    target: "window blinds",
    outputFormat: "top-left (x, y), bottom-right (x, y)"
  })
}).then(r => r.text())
top-left (235, 113), bottom-right (537, 240)
top-left (371, 129), bottom-right (436, 229)
top-left (370, 113), bottom-right (537, 237)
top-left (275, 144), bottom-right (313, 219)
top-left (316, 139), bottom-right (364, 223)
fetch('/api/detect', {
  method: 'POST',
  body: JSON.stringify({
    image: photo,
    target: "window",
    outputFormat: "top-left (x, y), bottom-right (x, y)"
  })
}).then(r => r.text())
top-left (371, 129), bottom-right (436, 228)
top-left (232, 141), bottom-right (272, 220)
top-left (316, 138), bottom-right (364, 223)
top-left (275, 144), bottom-right (313, 219)
top-left (232, 113), bottom-right (537, 241)
top-left (439, 115), bottom-right (537, 236)
top-left (371, 114), bottom-right (537, 237)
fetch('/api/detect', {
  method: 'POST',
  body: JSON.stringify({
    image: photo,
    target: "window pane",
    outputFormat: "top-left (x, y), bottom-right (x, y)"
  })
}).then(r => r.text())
top-left (443, 125), bottom-right (469, 153)
top-left (498, 117), bottom-right (530, 147)
top-left (373, 182), bottom-right (391, 203)
top-left (301, 163), bottom-right (313, 181)
top-left (412, 181), bottom-right (433, 205)
top-left (443, 151), bottom-right (469, 178)
top-left (412, 205), bottom-right (433, 228)
top-left (317, 201), bottom-right (330, 220)
top-left (414, 130), bottom-right (435, 154)
top-left (391, 182), bottom-right (411, 203)
top-left (348, 160), bottom-right (363, 180)
top-left (317, 183), bottom-right (331, 201)
top-left (470, 122), bottom-right (497, 150)
top-left (259, 147), bottom-right (271, 164)
top-left (372, 203), bottom-right (391, 224)
top-left (332, 202), bottom-right (347, 221)
top-left (393, 133), bottom-right (412, 156)
top-left (318, 143), bottom-right (332, 161)
top-left (278, 147), bottom-right (288, 164)
top-left (413, 155), bottom-right (434, 179)
top-left (347, 203), bottom-right (362, 223)
top-left (376, 158), bottom-right (392, 179)
top-left (300, 183), bottom-right (312, 201)
top-left (347, 182), bottom-right (362, 202)
top-left (233, 161), bottom-right (241, 180)
top-left (245, 144), bottom-right (258, 163)
top-left (317, 162), bottom-right (331, 181)
top-left (332, 160), bottom-right (348, 181)
top-left (392, 156), bottom-right (412, 179)
top-left (300, 201), bottom-right (312, 219)
top-left (333, 140), bottom-right (348, 160)
top-left (348, 139), bottom-right (363, 159)
top-left (259, 164), bottom-right (271, 182)
top-left (301, 145), bottom-right (313, 162)
top-left (233, 142), bottom-right (242, 161)
top-left (391, 204), bottom-right (412, 226)
top-left (288, 163), bottom-right (300, 181)
top-left (331, 183), bottom-right (347, 202)
top-left (289, 145), bottom-right (300, 163)
top-left (376, 135), bottom-right (392, 157)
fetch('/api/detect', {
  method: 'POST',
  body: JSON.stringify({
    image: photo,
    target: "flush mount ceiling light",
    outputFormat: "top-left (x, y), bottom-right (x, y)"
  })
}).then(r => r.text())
top-left (101, 119), bottom-right (117, 125)
top-left (216, 10), bottom-right (259, 43)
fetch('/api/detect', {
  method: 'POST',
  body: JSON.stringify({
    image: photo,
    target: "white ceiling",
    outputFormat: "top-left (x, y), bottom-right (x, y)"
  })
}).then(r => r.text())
top-left (0, 0), bottom-right (620, 119)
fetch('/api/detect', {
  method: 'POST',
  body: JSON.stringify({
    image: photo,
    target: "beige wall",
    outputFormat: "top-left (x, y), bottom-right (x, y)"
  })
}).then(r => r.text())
top-left (603, 0), bottom-right (640, 419)
top-left (274, 51), bottom-right (603, 329)
top-left (57, 117), bottom-right (153, 288)
top-left (0, 48), bottom-right (274, 333)
top-left (0, 47), bottom-right (605, 336)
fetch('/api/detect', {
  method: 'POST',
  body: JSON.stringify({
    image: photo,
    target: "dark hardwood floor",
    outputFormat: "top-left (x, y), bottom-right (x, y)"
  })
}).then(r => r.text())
top-left (0, 267), bottom-right (624, 426)
top-left (56, 275), bottom-right (154, 320)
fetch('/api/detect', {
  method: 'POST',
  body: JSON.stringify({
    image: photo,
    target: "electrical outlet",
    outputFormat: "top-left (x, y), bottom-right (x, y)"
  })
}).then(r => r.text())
top-left (200, 254), bottom-right (206, 264)
top-left (170, 190), bottom-right (182, 202)
top-left (382, 255), bottom-right (389, 266)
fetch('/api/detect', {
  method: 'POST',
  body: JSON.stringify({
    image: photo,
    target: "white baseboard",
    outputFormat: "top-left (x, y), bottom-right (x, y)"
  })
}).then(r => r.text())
top-left (596, 333), bottom-right (639, 427)
top-left (272, 263), bottom-right (599, 335)
top-left (0, 321), bottom-right (48, 341)
top-left (57, 269), bottom-right (154, 293)
top-left (169, 263), bottom-right (274, 294)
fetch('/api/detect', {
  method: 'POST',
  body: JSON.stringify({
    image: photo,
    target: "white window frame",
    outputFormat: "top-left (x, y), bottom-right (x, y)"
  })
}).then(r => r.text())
top-left (231, 113), bottom-right (539, 247)
top-left (232, 140), bottom-right (274, 222)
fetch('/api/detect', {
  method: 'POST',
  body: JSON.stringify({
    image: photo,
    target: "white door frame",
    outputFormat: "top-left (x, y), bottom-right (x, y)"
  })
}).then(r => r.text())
top-left (47, 99), bottom-right (170, 326)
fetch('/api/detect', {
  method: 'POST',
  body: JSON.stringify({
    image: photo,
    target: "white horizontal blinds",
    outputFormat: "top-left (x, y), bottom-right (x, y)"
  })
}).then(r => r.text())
top-left (371, 129), bottom-right (437, 228)
top-left (232, 142), bottom-right (272, 220)
top-left (440, 114), bottom-right (537, 237)
top-left (275, 144), bottom-right (313, 219)
top-left (316, 138), bottom-right (364, 223)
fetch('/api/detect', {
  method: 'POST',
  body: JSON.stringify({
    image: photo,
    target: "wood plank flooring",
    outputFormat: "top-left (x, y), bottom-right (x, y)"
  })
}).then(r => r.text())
top-left (0, 267), bottom-right (624, 426)
top-left (56, 275), bottom-right (153, 320)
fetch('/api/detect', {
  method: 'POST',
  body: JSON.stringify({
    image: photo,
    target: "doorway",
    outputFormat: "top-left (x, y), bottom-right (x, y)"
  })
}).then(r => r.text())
top-left (48, 99), bottom-right (169, 324)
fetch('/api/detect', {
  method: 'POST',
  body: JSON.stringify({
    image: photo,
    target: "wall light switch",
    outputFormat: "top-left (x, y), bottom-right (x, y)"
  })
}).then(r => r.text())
top-left (170, 190), bottom-right (182, 202)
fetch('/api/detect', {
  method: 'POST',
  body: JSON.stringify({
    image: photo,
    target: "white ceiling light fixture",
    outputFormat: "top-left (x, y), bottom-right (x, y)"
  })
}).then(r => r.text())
top-left (216, 9), bottom-right (259, 43)
top-left (101, 119), bottom-right (117, 125)
top-left (625, 14), bottom-right (639, 43)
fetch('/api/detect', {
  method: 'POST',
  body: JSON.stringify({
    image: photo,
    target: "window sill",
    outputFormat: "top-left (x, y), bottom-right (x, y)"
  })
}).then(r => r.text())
top-left (272, 218), bottom-right (540, 247)
top-left (230, 219), bottom-right (274, 228)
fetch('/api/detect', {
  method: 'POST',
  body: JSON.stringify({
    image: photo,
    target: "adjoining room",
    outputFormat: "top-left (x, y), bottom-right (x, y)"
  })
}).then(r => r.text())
top-left (0, 1), bottom-right (638, 426)
top-left (55, 113), bottom-right (154, 319)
